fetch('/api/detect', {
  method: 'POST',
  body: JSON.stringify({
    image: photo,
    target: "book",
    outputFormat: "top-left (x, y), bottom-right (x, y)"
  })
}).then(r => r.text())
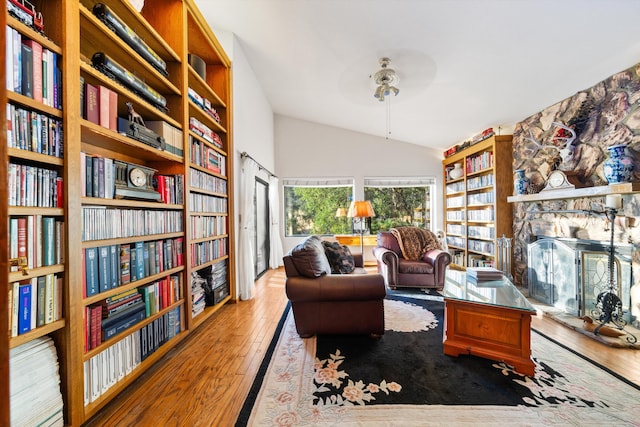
top-left (98, 85), bottom-right (110, 129)
top-left (98, 246), bottom-right (111, 293)
top-left (85, 83), bottom-right (99, 124)
top-left (120, 245), bottom-right (131, 285)
top-left (23, 39), bottom-right (42, 102)
top-left (36, 276), bottom-right (46, 327)
top-left (45, 273), bottom-right (56, 324)
top-left (85, 247), bottom-right (99, 297)
top-left (102, 306), bottom-right (146, 341)
top-left (467, 267), bottom-right (504, 281)
top-left (20, 43), bottom-right (33, 98)
top-left (101, 300), bottom-right (146, 329)
top-left (17, 281), bottom-right (32, 334)
top-left (42, 216), bottom-right (56, 266)
top-left (109, 244), bottom-right (120, 289)
top-left (108, 88), bottom-right (118, 131)
top-left (135, 241), bottom-right (144, 280)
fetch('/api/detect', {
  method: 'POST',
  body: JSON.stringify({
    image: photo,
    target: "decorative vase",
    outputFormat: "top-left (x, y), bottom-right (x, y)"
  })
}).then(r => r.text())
top-left (603, 144), bottom-right (634, 184)
top-left (514, 169), bottom-right (530, 195)
top-left (449, 163), bottom-right (464, 180)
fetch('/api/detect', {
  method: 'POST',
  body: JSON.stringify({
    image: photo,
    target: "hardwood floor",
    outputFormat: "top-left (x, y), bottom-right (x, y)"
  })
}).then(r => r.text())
top-left (84, 267), bottom-right (640, 426)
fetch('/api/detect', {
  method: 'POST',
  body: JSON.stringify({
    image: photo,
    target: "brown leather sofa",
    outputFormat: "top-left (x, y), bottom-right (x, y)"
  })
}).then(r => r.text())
top-left (373, 230), bottom-right (451, 290)
top-left (284, 235), bottom-right (386, 337)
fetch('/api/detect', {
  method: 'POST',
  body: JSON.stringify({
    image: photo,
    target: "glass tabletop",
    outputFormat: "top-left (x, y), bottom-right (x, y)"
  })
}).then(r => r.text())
top-left (443, 269), bottom-right (536, 313)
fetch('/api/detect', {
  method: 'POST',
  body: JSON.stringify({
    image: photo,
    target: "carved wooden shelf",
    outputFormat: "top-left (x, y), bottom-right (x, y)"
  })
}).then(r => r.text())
top-left (507, 182), bottom-right (640, 203)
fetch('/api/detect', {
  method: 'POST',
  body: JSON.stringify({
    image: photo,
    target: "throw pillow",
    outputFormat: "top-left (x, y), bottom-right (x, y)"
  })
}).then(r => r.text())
top-left (322, 241), bottom-right (355, 274)
top-left (290, 235), bottom-right (332, 278)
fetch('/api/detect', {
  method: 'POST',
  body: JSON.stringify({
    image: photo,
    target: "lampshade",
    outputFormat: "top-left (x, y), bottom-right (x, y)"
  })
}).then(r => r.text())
top-left (335, 207), bottom-right (348, 218)
top-left (347, 200), bottom-right (375, 218)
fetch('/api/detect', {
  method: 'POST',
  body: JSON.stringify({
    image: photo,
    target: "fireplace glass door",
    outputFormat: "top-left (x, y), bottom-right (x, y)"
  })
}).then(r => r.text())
top-left (528, 238), bottom-right (578, 315)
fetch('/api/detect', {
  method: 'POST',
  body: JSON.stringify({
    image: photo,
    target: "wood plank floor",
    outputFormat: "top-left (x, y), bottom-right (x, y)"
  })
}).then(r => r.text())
top-left (85, 267), bottom-right (640, 426)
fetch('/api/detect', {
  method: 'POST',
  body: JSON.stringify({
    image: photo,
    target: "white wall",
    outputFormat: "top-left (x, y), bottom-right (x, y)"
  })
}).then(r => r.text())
top-left (212, 30), bottom-right (276, 279)
top-left (275, 115), bottom-right (444, 254)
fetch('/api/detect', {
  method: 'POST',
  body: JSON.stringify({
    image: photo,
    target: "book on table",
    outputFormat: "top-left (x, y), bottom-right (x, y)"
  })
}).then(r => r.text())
top-left (467, 267), bottom-right (504, 281)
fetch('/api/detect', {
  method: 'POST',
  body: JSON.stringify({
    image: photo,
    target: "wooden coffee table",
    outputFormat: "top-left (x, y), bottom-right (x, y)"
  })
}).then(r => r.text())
top-left (442, 270), bottom-right (537, 376)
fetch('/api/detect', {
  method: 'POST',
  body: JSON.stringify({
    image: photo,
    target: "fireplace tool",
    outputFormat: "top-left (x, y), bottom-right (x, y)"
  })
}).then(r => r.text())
top-left (591, 205), bottom-right (637, 343)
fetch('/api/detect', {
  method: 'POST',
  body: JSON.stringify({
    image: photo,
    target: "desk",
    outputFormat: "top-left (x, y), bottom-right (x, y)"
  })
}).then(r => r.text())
top-left (442, 270), bottom-right (536, 376)
top-left (334, 234), bottom-right (378, 265)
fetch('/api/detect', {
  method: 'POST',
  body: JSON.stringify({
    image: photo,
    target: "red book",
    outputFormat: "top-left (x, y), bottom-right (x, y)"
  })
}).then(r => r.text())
top-left (23, 40), bottom-right (42, 102)
top-left (17, 217), bottom-right (27, 261)
top-left (56, 177), bottom-right (63, 208)
top-left (85, 83), bottom-right (99, 124)
top-left (98, 85), bottom-right (110, 128)
top-left (155, 175), bottom-right (166, 203)
top-left (108, 88), bottom-right (118, 131)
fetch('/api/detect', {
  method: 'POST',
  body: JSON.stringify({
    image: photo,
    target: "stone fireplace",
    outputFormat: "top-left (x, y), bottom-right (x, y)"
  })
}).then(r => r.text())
top-left (528, 236), bottom-right (633, 322)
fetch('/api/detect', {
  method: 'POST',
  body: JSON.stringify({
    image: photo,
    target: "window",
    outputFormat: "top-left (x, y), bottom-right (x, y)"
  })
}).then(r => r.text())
top-left (283, 178), bottom-right (354, 236)
top-left (364, 177), bottom-right (435, 233)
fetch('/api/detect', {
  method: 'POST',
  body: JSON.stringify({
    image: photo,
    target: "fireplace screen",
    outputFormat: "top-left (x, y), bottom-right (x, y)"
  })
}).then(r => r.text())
top-left (528, 237), bottom-right (632, 321)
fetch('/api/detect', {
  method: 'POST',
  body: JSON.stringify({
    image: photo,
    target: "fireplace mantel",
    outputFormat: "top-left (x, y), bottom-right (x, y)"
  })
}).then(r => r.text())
top-left (507, 182), bottom-right (640, 203)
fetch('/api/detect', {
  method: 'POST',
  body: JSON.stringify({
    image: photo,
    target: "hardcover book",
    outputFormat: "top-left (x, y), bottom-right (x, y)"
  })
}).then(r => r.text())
top-left (85, 247), bottom-right (99, 297)
top-left (98, 246), bottom-right (111, 293)
top-left (85, 83), bottom-right (99, 124)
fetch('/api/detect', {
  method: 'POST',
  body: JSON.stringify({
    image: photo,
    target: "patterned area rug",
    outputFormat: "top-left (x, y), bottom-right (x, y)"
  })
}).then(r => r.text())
top-left (237, 292), bottom-right (640, 426)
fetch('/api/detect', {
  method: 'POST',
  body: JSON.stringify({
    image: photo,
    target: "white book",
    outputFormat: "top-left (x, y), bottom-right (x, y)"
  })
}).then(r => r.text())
top-left (90, 355), bottom-right (101, 402)
top-left (45, 273), bottom-right (55, 324)
top-left (100, 351), bottom-right (109, 394)
top-left (6, 26), bottom-right (13, 90)
top-left (84, 360), bottom-right (91, 406)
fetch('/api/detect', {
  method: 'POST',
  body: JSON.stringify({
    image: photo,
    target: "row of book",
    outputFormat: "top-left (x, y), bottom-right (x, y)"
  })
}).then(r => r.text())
top-left (190, 215), bottom-right (227, 240)
top-left (6, 26), bottom-right (62, 109)
top-left (81, 207), bottom-right (183, 241)
top-left (11, 337), bottom-right (64, 427)
top-left (8, 162), bottom-right (63, 208)
top-left (188, 87), bottom-right (221, 124)
top-left (153, 174), bottom-right (185, 205)
top-left (82, 80), bottom-right (118, 132)
top-left (83, 238), bottom-right (184, 297)
top-left (9, 274), bottom-right (63, 337)
top-left (466, 151), bottom-right (494, 173)
top-left (469, 239), bottom-right (495, 255)
top-left (83, 307), bottom-right (181, 404)
top-left (85, 276), bottom-right (181, 351)
top-left (189, 116), bottom-right (223, 149)
top-left (190, 137), bottom-right (227, 174)
top-left (6, 103), bottom-right (64, 157)
top-left (190, 168), bottom-right (228, 194)
top-left (190, 237), bottom-right (228, 268)
top-left (9, 215), bottom-right (64, 270)
top-left (189, 193), bottom-right (228, 213)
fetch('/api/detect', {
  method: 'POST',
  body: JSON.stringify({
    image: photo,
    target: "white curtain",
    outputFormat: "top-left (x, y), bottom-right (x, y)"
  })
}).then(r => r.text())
top-left (238, 157), bottom-right (258, 300)
top-left (268, 175), bottom-right (284, 268)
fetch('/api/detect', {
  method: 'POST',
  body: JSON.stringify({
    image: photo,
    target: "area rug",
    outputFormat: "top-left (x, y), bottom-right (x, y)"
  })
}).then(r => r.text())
top-left (237, 292), bottom-right (640, 426)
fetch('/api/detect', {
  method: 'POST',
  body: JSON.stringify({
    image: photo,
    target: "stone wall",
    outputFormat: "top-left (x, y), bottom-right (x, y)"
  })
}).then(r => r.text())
top-left (511, 62), bottom-right (640, 322)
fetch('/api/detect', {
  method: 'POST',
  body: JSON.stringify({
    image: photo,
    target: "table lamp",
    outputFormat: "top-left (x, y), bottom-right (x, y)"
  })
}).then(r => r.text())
top-left (347, 200), bottom-right (376, 255)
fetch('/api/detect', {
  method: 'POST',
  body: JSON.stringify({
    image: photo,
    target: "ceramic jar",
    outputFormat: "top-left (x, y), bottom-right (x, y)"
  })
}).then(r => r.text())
top-left (603, 144), bottom-right (634, 184)
top-left (449, 163), bottom-right (464, 180)
top-left (514, 169), bottom-right (530, 195)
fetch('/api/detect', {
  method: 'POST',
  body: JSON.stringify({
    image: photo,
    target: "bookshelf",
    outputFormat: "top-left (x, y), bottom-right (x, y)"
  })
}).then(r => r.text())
top-left (3, 1), bottom-right (235, 425)
top-left (442, 135), bottom-right (513, 271)
top-left (1, 2), bottom-right (8, 424)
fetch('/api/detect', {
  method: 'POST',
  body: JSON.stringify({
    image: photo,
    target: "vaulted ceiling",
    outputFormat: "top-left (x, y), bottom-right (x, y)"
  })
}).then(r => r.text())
top-left (195, 0), bottom-right (640, 151)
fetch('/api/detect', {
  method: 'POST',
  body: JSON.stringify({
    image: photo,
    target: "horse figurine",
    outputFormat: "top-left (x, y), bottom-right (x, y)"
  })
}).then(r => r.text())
top-left (126, 102), bottom-right (146, 127)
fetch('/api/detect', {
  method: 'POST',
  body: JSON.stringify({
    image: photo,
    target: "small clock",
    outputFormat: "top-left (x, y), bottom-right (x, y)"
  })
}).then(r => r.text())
top-left (114, 160), bottom-right (161, 201)
top-left (541, 170), bottom-right (582, 192)
top-left (129, 167), bottom-right (147, 187)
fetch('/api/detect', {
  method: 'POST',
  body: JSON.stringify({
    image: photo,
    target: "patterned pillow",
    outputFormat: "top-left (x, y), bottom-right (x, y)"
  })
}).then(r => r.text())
top-left (322, 241), bottom-right (355, 274)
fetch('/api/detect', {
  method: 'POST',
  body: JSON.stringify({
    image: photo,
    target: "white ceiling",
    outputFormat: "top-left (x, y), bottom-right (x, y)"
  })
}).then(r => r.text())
top-left (195, 0), bottom-right (640, 151)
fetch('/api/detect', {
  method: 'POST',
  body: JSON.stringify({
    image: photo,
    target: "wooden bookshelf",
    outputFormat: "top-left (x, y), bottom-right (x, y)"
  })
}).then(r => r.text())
top-left (442, 135), bottom-right (514, 271)
top-left (3, 1), bottom-right (235, 425)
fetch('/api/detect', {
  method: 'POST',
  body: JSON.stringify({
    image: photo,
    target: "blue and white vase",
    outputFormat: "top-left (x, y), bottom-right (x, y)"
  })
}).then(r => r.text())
top-left (603, 144), bottom-right (634, 184)
top-left (514, 169), bottom-right (529, 195)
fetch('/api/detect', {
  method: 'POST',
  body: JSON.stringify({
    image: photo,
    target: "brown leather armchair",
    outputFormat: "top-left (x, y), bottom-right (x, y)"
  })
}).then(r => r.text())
top-left (373, 230), bottom-right (451, 290)
top-left (284, 236), bottom-right (386, 337)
